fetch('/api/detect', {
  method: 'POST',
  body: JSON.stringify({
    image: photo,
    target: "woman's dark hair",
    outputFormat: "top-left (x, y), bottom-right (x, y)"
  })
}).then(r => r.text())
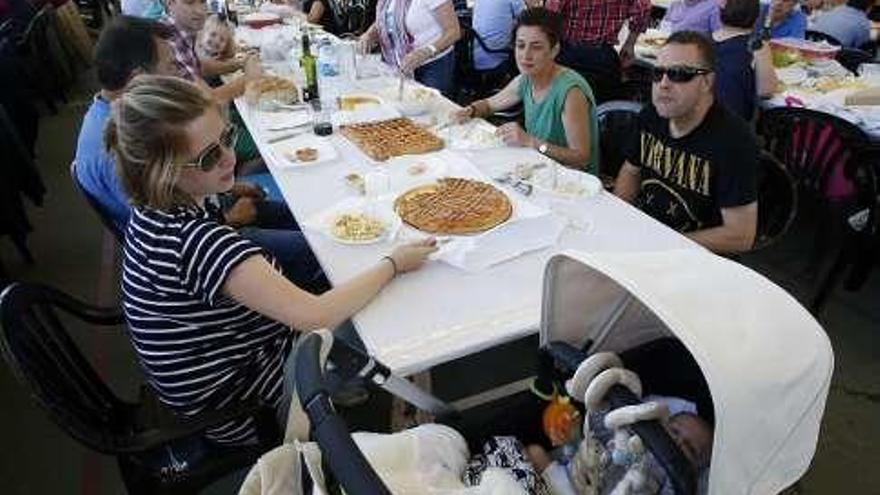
top-left (514, 7), bottom-right (564, 48)
top-left (847, 0), bottom-right (872, 11)
top-left (95, 16), bottom-right (173, 91)
top-left (665, 30), bottom-right (717, 71)
top-left (720, 0), bottom-right (760, 29)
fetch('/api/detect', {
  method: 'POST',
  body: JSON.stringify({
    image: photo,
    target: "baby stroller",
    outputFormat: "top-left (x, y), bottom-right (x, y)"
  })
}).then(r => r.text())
top-left (244, 249), bottom-right (833, 494)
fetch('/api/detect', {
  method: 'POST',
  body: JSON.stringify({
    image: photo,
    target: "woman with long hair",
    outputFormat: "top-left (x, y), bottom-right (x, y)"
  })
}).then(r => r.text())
top-left (106, 75), bottom-right (436, 443)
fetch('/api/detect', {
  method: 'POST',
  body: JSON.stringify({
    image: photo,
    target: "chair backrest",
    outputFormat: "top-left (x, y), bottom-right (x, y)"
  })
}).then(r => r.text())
top-left (596, 100), bottom-right (643, 182)
top-left (454, 18), bottom-right (517, 100)
top-left (70, 161), bottom-right (124, 243)
top-left (327, 0), bottom-right (371, 35)
top-left (836, 47), bottom-right (873, 75)
top-left (754, 150), bottom-right (798, 250)
top-left (805, 29), bottom-right (841, 46)
top-left (759, 107), bottom-right (876, 206)
top-left (0, 282), bottom-right (128, 454)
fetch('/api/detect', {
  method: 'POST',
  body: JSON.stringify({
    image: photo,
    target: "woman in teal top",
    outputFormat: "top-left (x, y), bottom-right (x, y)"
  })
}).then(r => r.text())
top-left (455, 7), bottom-right (599, 174)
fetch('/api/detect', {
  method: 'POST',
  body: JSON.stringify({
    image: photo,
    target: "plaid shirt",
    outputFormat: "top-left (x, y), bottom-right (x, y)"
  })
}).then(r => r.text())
top-left (161, 15), bottom-right (201, 81)
top-left (545, 0), bottom-right (651, 46)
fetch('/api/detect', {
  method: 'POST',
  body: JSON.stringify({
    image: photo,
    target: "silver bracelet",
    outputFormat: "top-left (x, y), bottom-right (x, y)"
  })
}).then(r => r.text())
top-left (382, 255), bottom-right (398, 276)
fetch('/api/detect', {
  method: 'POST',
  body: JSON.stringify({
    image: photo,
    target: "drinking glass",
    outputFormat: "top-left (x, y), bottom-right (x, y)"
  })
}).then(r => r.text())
top-left (364, 171), bottom-right (391, 198)
top-left (310, 99), bottom-right (334, 136)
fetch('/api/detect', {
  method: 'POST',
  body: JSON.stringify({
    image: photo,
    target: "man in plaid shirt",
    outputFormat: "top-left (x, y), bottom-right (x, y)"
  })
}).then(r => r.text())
top-left (546, 0), bottom-right (651, 102)
top-left (161, 0), bottom-right (257, 103)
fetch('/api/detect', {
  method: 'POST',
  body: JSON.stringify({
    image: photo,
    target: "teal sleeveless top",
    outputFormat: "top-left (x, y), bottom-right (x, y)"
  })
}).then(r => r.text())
top-left (519, 68), bottom-right (599, 174)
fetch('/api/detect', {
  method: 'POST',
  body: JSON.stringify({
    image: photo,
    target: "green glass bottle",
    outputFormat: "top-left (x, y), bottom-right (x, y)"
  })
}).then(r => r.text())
top-left (300, 34), bottom-right (319, 102)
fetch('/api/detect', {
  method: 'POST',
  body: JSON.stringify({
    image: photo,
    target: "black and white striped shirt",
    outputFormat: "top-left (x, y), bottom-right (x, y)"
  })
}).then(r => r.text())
top-left (122, 205), bottom-right (293, 444)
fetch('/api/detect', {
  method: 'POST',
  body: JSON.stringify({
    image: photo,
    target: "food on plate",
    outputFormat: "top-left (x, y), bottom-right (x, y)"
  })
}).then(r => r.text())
top-left (513, 162), bottom-right (545, 181)
top-left (555, 180), bottom-right (586, 196)
top-left (294, 147), bottom-right (318, 162)
top-left (331, 213), bottom-right (386, 242)
top-left (640, 36), bottom-right (667, 48)
top-left (338, 95), bottom-right (381, 111)
top-left (345, 173), bottom-right (366, 195)
top-left (247, 75), bottom-right (299, 105)
top-left (241, 12), bottom-right (282, 28)
top-left (811, 76), bottom-right (865, 93)
top-left (772, 49), bottom-right (802, 68)
top-left (408, 163), bottom-right (428, 176)
top-left (394, 177), bottom-right (512, 235)
top-left (639, 30), bottom-right (668, 48)
top-left (340, 117), bottom-right (444, 161)
top-left (406, 87), bottom-right (435, 102)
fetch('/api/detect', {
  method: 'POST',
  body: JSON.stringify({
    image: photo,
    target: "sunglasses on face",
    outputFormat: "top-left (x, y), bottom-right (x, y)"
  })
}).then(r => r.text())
top-left (182, 123), bottom-right (239, 172)
top-left (651, 65), bottom-right (713, 84)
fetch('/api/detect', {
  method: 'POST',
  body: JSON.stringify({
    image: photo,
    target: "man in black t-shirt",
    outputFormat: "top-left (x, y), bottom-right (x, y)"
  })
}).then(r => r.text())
top-left (614, 30), bottom-right (758, 254)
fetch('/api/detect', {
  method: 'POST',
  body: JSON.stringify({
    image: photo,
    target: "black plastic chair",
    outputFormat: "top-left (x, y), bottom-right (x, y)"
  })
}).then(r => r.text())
top-left (836, 47), bottom-right (873, 75)
top-left (805, 29), bottom-right (841, 46)
top-left (596, 100), bottom-right (642, 188)
top-left (753, 150), bottom-right (798, 250)
top-left (71, 160), bottom-right (125, 243)
top-left (15, 6), bottom-right (73, 113)
top-left (0, 282), bottom-right (281, 495)
top-left (455, 18), bottom-right (516, 102)
top-left (759, 107), bottom-right (879, 313)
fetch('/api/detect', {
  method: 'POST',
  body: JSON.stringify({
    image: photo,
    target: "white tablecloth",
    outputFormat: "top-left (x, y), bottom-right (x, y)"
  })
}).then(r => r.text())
top-left (234, 57), bottom-right (697, 376)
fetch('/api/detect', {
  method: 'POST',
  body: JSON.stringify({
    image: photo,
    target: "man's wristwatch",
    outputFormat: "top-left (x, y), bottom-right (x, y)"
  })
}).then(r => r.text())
top-left (538, 142), bottom-right (549, 155)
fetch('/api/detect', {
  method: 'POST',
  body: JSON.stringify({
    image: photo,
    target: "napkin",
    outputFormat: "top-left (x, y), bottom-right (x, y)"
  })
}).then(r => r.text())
top-left (432, 208), bottom-right (566, 273)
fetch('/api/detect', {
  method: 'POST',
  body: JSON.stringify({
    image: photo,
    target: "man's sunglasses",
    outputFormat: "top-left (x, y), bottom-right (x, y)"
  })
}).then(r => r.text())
top-left (182, 123), bottom-right (239, 172)
top-left (651, 66), bottom-right (713, 84)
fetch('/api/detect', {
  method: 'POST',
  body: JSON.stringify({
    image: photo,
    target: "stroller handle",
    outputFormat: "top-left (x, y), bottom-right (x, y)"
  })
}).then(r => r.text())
top-left (295, 333), bottom-right (393, 495)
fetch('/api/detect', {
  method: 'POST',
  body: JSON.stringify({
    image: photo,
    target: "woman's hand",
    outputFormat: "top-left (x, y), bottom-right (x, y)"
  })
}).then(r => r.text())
top-left (388, 238), bottom-right (438, 274)
top-left (496, 122), bottom-right (536, 148)
top-left (451, 105), bottom-right (473, 124)
top-left (401, 46), bottom-right (432, 74)
top-left (243, 54), bottom-right (263, 82)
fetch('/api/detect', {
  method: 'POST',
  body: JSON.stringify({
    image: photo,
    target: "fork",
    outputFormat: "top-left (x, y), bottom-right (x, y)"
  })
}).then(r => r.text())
top-left (265, 101), bottom-right (309, 112)
top-left (493, 173), bottom-right (533, 196)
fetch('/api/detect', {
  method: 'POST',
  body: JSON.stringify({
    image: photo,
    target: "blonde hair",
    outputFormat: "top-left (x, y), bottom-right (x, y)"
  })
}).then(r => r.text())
top-left (198, 15), bottom-right (235, 60)
top-left (104, 75), bottom-right (218, 210)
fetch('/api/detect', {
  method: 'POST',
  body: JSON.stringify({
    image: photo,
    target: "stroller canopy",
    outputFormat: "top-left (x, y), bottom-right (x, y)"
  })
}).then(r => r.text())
top-left (540, 249), bottom-right (833, 494)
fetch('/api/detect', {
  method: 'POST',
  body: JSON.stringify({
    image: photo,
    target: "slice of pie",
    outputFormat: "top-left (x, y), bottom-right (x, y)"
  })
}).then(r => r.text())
top-left (394, 177), bottom-right (513, 235)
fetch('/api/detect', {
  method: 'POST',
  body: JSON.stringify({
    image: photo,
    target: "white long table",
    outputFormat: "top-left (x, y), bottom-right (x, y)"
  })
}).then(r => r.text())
top-left (234, 59), bottom-right (696, 377)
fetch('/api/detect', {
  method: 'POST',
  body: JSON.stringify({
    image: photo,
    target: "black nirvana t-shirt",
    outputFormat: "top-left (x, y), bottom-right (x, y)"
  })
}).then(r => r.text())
top-left (625, 103), bottom-right (758, 232)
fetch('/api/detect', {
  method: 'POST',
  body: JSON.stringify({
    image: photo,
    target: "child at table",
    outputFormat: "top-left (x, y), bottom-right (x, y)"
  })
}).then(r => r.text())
top-left (198, 14), bottom-right (237, 62)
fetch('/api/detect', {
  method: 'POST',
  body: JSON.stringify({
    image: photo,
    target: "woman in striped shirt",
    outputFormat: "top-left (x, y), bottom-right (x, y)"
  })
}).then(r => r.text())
top-left (105, 75), bottom-right (437, 444)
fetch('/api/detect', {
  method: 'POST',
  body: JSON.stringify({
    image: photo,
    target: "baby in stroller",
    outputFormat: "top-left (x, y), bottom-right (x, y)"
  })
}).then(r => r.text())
top-left (525, 402), bottom-right (713, 495)
top-left (523, 337), bottom-right (715, 494)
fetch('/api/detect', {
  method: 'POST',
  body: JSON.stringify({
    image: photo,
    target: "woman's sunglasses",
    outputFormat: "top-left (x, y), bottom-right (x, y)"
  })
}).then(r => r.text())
top-left (182, 123), bottom-right (239, 172)
top-left (651, 66), bottom-right (713, 84)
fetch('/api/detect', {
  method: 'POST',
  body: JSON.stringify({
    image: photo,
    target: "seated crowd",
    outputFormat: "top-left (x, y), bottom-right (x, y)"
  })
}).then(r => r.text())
top-left (73, 0), bottom-right (853, 463)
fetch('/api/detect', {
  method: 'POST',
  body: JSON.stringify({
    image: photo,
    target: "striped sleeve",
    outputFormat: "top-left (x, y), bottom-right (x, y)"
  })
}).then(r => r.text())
top-left (180, 218), bottom-right (263, 305)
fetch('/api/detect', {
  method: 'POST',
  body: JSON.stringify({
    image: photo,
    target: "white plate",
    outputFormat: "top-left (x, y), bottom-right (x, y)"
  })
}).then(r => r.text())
top-left (528, 166), bottom-right (603, 199)
top-left (377, 84), bottom-right (441, 116)
top-left (443, 120), bottom-right (505, 150)
top-left (304, 197), bottom-right (402, 245)
top-left (776, 67), bottom-right (808, 86)
top-left (270, 134), bottom-right (338, 167)
top-left (337, 93), bottom-right (384, 111)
